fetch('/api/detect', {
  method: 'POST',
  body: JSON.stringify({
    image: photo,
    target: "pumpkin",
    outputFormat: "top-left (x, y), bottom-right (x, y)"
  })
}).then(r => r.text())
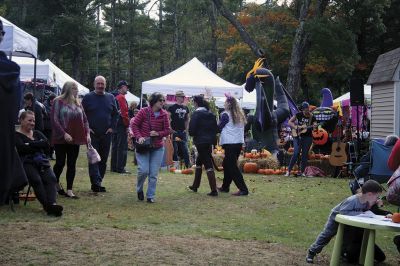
top-left (312, 127), bottom-right (329, 146)
top-left (257, 169), bottom-right (265, 175)
top-left (288, 147), bottom-right (294, 153)
top-left (264, 169), bottom-right (274, 175)
top-left (181, 169), bottom-right (193, 175)
top-left (260, 149), bottom-right (272, 158)
top-left (392, 213), bottom-right (400, 223)
top-left (244, 153), bottom-right (252, 159)
top-left (243, 162), bottom-right (258, 173)
top-left (169, 167), bottom-right (176, 173)
top-left (252, 153), bottom-right (260, 159)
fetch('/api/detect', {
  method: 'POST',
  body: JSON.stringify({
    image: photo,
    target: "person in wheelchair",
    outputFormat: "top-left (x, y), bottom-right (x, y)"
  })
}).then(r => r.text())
top-left (350, 135), bottom-right (398, 194)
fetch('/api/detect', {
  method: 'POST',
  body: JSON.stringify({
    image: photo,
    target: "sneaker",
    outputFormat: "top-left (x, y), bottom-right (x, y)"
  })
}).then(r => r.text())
top-left (284, 171), bottom-right (290, 177)
top-left (306, 249), bottom-right (316, 263)
top-left (394, 235), bottom-right (400, 253)
top-left (147, 198), bottom-right (155, 203)
top-left (188, 186), bottom-right (197, 192)
top-left (217, 186), bottom-right (229, 193)
top-left (231, 190), bottom-right (248, 196)
top-left (207, 191), bottom-right (218, 197)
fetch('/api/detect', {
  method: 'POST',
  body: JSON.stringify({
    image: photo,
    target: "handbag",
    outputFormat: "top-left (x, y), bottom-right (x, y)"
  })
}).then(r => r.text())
top-left (135, 110), bottom-right (153, 153)
top-left (87, 143), bottom-right (101, 164)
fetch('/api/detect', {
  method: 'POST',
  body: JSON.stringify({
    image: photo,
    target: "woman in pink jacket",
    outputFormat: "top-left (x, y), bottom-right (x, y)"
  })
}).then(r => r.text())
top-left (130, 93), bottom-right (170, 203)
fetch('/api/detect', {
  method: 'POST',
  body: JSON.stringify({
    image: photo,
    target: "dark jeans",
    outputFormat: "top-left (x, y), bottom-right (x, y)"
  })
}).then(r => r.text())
top-left (288, 136), bottom-right (313, 173)
top-left (221, 143), bottom-right (248, 193)
top-left (53, 144), bottom-right (80, 190)
top-left (172, 131), bottom-right (190, 168)
top-left (195, 143), bottom-right (213, 170)
top-left (24, 163), bottom-right (57, 207)
top-left (43, 129), bottom-right (54, 157)
top-left (111, 124), bottom-right (128, 172)
top-left (89, 132), bottom-right (112, 186)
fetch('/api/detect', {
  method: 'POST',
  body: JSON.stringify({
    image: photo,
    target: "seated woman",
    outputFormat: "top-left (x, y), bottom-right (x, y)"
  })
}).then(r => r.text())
top-left (15, 111), bottom-right (63, 216)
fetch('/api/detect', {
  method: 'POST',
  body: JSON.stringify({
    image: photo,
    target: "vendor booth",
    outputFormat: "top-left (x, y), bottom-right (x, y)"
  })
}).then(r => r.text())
top-left (142, 57), bottom-right (243, 99)
top-left (12, 57), bottom-right (89, 96)
top-left (0, 16), bottom-right (38, 58)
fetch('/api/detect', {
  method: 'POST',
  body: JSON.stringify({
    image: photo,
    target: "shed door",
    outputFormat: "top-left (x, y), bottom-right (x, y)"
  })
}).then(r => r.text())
top-left (371, 82), bottom-right (394, 139)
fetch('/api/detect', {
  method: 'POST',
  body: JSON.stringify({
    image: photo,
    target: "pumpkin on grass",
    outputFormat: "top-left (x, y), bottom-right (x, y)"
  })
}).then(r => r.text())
top-left (181, 169), bottom-right (193, 175)
top-left (169, 167), bottom-right (176, 173)
top-left (257, 169), bottom-right (265, 175)
top-left (243, 162), bottom-right (258, 173)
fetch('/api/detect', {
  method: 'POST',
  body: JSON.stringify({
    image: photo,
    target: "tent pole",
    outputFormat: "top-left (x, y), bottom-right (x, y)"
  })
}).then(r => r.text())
top-left (140, 91), bottom-right (143, 108)
top-left (34, 58), bottom-right (37, 90)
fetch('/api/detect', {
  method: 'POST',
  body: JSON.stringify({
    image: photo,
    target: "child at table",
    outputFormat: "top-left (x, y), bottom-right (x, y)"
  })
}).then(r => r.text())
top-left (306, 180), bottom-right (384, 263)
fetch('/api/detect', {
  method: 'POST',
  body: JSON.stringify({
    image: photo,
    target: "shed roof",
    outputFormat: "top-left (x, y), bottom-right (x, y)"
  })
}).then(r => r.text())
top-left (367, 47), bottom-right (400, 84)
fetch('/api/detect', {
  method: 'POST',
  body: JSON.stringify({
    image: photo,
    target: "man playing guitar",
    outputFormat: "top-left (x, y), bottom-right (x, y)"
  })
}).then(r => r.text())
top-left (285, 102), bottom-right (317, 177)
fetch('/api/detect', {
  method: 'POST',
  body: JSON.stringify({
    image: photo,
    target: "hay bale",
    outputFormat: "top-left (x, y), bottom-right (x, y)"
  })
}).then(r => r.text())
top-left (238, 156), bottom-right (279, 172)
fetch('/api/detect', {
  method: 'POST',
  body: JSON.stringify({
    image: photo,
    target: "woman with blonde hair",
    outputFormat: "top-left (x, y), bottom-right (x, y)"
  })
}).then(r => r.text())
top-left (218, 95), bottom-right (249, 196)
top-left (51, 81), bottom-right (90, 198)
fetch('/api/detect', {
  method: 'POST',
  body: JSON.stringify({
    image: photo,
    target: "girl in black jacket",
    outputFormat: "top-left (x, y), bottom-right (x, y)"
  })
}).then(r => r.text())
top-left (188, 95), bottom-right (218, 196)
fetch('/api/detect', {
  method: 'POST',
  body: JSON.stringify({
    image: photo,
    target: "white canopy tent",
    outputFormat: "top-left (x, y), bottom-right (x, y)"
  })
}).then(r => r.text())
top-left (142, 57), bottom-right (243, 98)
top-left (0, 16), bottom-right (38, 57)
top-left (333, 85), bottom-right (371, 104)
top-left (125, 91), bottom-right (140, 104)
top-left (12, 57), bottom-right (89, 95)
top-left (215, 85), bottom-right (276, 109)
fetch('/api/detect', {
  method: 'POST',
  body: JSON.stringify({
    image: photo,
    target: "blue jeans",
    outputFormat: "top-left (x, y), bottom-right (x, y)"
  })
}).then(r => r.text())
top-left (88, 132), bottom-right (112, 186)
top-left (110, 124), bottom-right (128, 172)
top-left (172, 131), bottom-right (190, 168)
top-left (136, 147), bottom-right (165, 200)
top-left (288, 136), bottom-right (313, 173)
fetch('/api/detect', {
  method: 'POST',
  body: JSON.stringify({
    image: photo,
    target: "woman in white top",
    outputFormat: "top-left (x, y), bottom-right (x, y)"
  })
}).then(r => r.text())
top-left (218, 95), bottom-right (248, 196)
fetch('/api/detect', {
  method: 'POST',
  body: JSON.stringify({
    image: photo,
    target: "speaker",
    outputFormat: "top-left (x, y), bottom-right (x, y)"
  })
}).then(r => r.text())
top-left (350, 78), bottom-right (364, 106)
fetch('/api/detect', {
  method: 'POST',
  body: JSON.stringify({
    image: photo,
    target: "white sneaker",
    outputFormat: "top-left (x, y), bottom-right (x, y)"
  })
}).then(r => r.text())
top-left (284, 171), bottom-right (290, 177)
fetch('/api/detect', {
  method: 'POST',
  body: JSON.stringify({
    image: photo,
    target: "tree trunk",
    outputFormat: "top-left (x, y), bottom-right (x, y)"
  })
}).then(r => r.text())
top-left (111, 0), bottom-right (116, 87)
top-left (211, 0), bottom-right (262, 57)
top-left (128, 0), bottom-right (137, 91)
top-left (158, 0), bottom-right (165, 75)
top-left (209, 2), bottom-right (218, 73)
top-left (286, 0), bottom-right (329, 100)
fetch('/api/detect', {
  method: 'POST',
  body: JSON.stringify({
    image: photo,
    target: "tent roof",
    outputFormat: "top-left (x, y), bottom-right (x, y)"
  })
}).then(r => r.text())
top-left (333, 85), bottom-right (371, 103)
top-left (11, 57), bottom-right (89, 95)
top-left (0, 16), bottom-right (38, 58)
top-left (215, 85), bottom-right (276, 109)
top-left (126, 91), bottom-right (140, 104)
top-left (142, 57), bottom-right (242, 98)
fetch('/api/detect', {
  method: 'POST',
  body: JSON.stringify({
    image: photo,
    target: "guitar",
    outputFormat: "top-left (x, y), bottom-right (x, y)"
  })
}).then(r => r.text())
top-left (329, 121), bottom-right (348, 166)
top-left (291, 124), bottom-right (317, 137)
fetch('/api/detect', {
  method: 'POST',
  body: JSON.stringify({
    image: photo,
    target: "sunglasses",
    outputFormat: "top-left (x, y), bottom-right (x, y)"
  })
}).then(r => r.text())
top-left (158, 99), bottom-right (165, 102)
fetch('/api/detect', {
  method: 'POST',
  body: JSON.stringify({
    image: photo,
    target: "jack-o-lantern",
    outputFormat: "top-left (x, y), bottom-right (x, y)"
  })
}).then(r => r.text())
top-left (312, 127), bottom-right (328, 146)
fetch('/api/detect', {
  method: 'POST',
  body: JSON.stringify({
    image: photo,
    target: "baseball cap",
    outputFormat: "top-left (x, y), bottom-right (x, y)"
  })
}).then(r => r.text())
top-left (117, 80), bottom-right (129, 89)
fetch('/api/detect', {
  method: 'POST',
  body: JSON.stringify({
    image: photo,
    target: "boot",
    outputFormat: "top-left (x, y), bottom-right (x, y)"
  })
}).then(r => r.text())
top-left (189, 167), bottom-right (202, 192)
top-left (206, 170), bottom-right (218, 196)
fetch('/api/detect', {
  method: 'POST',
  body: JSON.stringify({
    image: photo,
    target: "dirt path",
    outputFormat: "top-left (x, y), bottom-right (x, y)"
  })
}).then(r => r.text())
top-left (0, 223), bottom-right (329, 265)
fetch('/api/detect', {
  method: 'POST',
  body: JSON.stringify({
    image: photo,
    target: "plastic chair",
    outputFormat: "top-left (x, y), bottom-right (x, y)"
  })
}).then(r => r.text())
top-left (349, 139), bottom-right (394, 194)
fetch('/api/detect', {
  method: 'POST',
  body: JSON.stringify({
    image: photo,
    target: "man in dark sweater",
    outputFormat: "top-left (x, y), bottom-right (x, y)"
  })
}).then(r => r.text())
top-left (82, 76), bottom-right (118, 192)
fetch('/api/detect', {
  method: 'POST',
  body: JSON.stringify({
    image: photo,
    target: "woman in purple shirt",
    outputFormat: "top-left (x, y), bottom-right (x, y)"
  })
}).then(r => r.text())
top-left (51, 81), bottom-right (90, 198)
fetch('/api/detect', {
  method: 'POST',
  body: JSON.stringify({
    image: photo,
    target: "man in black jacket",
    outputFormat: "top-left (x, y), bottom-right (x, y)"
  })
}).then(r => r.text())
top-left (0, 19), bottom-right (27, 204)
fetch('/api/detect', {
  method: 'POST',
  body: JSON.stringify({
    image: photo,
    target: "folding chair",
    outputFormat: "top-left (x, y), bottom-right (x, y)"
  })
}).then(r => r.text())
top-left (349, 139), bottom-right (394, 194)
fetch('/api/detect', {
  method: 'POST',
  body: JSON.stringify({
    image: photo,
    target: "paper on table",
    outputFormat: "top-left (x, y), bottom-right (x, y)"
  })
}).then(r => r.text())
top-left (357, 211), bottom-right (391, 221)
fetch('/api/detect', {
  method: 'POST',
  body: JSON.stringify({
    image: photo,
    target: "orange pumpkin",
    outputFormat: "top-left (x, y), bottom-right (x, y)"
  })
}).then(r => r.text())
top-left (263, 169), bottom-right (273, 175)
top-left (257, 169), bottom-right (265, 175)
top-left (181, 169), bottom-right (193, 175)
top-left (392, 213), bottom-right (400, 223)
top-left (244, 153), bottom-right (252, 159)
top-left (169, 167), bottom-right (176, 173)
top-left (243, 162), bottom-right (258, 173)
top-left (312, 127), bottom-right (329, 146)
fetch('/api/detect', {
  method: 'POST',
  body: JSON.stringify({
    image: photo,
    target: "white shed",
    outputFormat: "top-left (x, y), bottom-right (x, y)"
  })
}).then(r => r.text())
top-left (367, 47), bottom-right (400, 139)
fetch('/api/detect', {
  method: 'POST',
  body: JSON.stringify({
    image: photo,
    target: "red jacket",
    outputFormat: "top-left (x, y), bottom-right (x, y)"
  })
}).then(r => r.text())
top-left (130, 107), bottom-right (171, 148)
top-left (388, 139), bottom-right (400, 171)
top-left (116, 94), bottom-right (129, 127)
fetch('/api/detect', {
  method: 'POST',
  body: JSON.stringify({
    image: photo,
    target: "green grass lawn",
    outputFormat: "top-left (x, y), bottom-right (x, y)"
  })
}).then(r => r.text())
top-left (1, 149), bottom-right (399, 265)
